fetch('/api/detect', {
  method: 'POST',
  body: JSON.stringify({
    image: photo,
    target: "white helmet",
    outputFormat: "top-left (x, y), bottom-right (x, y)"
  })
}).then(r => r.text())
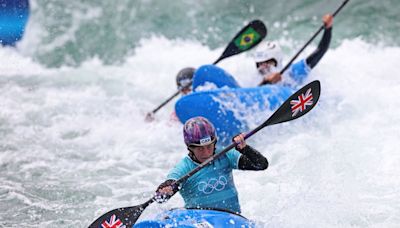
top-left (253, 41), bottom-right (283, 69)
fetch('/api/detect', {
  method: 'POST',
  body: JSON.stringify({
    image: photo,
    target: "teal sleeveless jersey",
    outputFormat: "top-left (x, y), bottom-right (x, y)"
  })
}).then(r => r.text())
top-left (167, 149), bottom-right (242, 213)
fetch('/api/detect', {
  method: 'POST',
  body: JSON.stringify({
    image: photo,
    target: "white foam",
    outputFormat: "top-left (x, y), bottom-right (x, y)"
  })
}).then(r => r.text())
top-left (1, 37), bottom-right (400, 226)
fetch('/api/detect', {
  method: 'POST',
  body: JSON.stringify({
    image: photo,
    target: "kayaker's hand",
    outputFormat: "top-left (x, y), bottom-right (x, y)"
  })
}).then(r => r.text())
top-left (155, 180), bottom-right (178, 203)
top-left (263, 72), bottom-right (282, 84)
top-left (323, 14), bottom-right (333, 28)
top-left (155, 187), bottom-right (173, 203)
top-left (232, 133), bottom-right (247, 151)
top-left (169, 111), bottom-right (179, 122)
top-left (145, 112), bottom-right (155, 122)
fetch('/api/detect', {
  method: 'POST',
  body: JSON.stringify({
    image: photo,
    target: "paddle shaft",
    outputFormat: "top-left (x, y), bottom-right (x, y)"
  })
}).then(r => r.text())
top-left (280, 0), bottom-right (349, 74)
top-left (149, 54), bottom-right (227, 115)
top-left (259, 0), bottom-right (349, 86)
top-left (212, 56), bottom-right (224, 65)
top-left (149, 90), bottom-right (180, 114)
top-left (149, 56), bottom-right (238, 116)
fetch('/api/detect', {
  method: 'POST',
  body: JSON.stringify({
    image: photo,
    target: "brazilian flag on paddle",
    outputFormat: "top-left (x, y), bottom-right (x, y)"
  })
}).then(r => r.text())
top-left (213, 20), bottom-right (266, 64)
top-left (234, 27), bottom-right (262, 51)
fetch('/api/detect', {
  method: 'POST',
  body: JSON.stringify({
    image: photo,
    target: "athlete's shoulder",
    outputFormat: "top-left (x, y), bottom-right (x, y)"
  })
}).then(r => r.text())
top-left (288, 58), bottom-right (311, 84)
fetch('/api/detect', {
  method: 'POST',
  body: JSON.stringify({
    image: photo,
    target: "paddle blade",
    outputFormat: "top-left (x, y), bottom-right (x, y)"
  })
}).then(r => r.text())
top-left (214, 20), bottom-right (267, 64)
top-left (263, 80), bottom-right (321, 127)
top-left (88, 200), bottom-right (153, 228)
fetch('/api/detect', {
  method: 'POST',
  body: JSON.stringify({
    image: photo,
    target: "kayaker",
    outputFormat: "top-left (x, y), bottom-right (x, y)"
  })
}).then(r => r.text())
top-left (167, 67), bottom-right (195, 121)
top-left (255, 13), bottom-right (333, 86)
top-left (154, 116), bottom-right (268, 214)
top-left (176, 67), bottom-right (195, 95)
top-left (145, 67), bottom-right (195, 122)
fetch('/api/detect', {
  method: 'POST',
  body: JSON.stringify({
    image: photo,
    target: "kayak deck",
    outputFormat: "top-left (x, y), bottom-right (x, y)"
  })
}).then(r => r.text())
top-left (134, 208), bottom-right (255, 227)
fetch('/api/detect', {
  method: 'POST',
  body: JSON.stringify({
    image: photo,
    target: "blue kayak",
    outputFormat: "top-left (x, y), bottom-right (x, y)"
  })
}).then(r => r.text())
top-left (175, 65), bottom-right (293, 145)
top-left (134, 208), bottom-right (255, 227)
top-left (0, 0), bottom-right (30, 46)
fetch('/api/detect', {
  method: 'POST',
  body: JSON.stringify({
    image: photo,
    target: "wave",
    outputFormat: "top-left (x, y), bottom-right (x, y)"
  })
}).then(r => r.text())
top-left (1, 37), bottom-right (399, 226)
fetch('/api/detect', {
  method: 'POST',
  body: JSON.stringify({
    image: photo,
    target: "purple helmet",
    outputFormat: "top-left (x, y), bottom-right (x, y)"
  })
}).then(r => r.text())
top-left (183, 117), bottom-right (217, 146)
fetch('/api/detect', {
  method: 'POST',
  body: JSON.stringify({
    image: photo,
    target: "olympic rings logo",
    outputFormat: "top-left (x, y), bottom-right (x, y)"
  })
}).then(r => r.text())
top-left (197, 176), bottom-right (228, 194)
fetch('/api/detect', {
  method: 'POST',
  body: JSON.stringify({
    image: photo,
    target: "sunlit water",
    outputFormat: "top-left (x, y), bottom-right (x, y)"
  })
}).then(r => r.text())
top-left (1, 0), bottom-right (400, 227)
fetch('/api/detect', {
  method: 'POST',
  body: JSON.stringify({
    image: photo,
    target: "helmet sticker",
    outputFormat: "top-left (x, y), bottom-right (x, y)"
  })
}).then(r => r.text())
top-left (199, 136), bottom-right (211, 145)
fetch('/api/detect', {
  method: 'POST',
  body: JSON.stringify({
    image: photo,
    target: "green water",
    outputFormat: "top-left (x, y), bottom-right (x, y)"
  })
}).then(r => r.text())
top-left (2, 1), bottom-right (400, 227)
top-left (27, 0), bottom-right (400, 67)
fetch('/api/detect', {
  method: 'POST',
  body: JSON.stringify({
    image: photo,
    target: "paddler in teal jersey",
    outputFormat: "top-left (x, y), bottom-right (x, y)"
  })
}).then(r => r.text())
top-left (255, 14), bottom-right (334, 86)
top-left (155, 116), bottom-right (268, 214)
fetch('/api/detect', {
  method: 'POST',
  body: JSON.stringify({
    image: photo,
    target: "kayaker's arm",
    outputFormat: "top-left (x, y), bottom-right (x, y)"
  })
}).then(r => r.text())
top-left (259, 72), bottom-right (282, 85)
top-left (237, 145), bottom-right (269, 171)
top-left (232, 133), bottom-right (268, 170)
top-left (306, 14), bottom-right (333, 69)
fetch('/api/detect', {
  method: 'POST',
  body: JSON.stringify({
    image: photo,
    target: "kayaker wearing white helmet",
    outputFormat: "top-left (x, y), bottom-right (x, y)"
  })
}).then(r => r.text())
top-left (255, 14), bottom-right (333, 86)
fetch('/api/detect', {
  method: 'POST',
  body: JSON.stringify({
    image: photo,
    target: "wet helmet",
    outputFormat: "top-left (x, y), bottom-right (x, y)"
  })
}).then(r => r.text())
top-left (176, 67), bottom-right (195, 90)
top-left (253, 41), bottom-right (283, 69)
top-left (183, 116), bottom-right (217, 147)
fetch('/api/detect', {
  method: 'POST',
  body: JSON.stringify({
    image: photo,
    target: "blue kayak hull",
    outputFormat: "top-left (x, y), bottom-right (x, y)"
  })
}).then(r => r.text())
top-left (175, 85), bottom-right (293, 145)
top-left (134, 208), bottom-right (255, 227)
top-left (192, 64), bottom-right (240, 90)
top-left (175, 64), bottom-right (294, 145)
top-left (0, 0), bottom-right (29, 46)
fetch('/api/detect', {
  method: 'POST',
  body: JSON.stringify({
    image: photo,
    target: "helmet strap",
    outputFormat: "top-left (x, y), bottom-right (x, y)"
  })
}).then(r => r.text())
top-left (187, 142), bottom-right (217, 163)
top-left (187, 148), bottom-right (200, 163)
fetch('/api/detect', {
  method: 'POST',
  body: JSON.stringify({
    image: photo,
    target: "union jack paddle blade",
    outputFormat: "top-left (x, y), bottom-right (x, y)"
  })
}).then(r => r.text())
top-left (290, 87), bottom-right (314, 117)
top-left (88, 199), bottom-right (154, 228)
top-left (262, 80), bottom-right (321, 127)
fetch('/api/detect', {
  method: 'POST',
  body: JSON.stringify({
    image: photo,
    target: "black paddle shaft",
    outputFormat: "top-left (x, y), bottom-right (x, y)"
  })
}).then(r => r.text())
top-left (259, 0), bottom-right (350, 86)
top-left (150, 90), bottom-right (180, 114)
top-left (280, 0), bottom-right (350, 74)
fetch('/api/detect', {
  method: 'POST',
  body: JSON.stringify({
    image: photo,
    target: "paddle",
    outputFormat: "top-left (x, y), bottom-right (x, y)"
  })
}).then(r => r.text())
top-left (259, 0), bottom-right (349, 86)
top-left (89, 80), bottom-right (321, 228)
top-left (146, 19), bottom-right (267, 121)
